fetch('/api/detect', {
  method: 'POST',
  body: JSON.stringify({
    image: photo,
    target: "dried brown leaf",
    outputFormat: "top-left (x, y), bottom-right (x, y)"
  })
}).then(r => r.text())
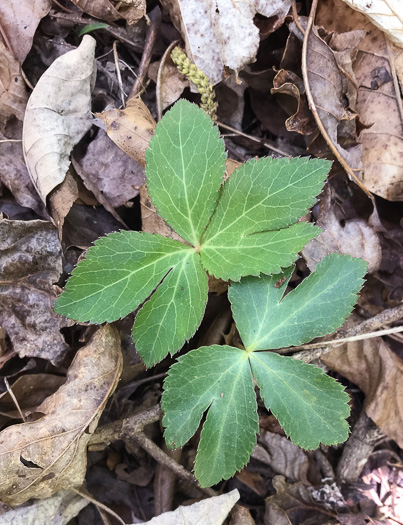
top-left (322, 338), bottom-right (403, 448)
top-left (70, 0), bottom-right (145, 24)
top-left (317, 0), bottom-right (403, 200)
top-left (73, 128), bottom-right (144, 208)
top-left (95, 97), bottom-right (156, 168)
top-left (0, 217), bottom-right (69, 364)
top-left (0, 0), bottom-right (51, 63)
top-left (0, 325), bottom-right (122, 506)
top-left (22, 35), bottom-right (96, 203)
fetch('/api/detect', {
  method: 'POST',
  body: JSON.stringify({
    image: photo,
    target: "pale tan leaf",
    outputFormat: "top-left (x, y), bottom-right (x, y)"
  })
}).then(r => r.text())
top-left (0, 325), bottom-right (122, 506)
top-left (341, 0), bottom-right (403, 48)
top-left (302, 188), bottom-right (382, 273)
top-left (0, 490), bottom-right (89, 524)
top-left (136, 489), bottom-right (239, 525)
top-left (161, 0), bottom-right (292, 84)
top-left (0, 217), bottom-right (69, 364)
top-left (0, 0), bottom-right (51, 63)
top-left (322, 338), bottom-right (403, 448)
top-left (22, 35), bottom-right (96, 203)
top-left (0, 41), bottom-right (28, 130)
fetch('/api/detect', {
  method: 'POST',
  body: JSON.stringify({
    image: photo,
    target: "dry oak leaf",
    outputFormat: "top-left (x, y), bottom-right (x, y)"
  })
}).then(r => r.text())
top-left (0, 0), bottom-right (51, 63)
top-left (322, 338), bottom-right (403, 449)
top-left (0, 217), bottom-right (69, 365)
top-left (341, 0), bottom-right (403, 48)
top-left (0, 41), bottom-right (28, 131)
top-left (161, 0), bottom-right (292, 85)
top-left (317, 0), bottom-right (403, 200)
top-left (0, 325), bottom-right (122, 506)
top-left (70, 0), bottom-right (145, 24)
top-left (22, 35), bottom-right (96, 203)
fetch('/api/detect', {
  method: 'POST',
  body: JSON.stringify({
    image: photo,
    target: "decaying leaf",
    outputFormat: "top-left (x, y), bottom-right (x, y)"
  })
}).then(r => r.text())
top-left (136, 489), bottom-right (239, 525)
top-left (317, 0), bottom-right (403, 200)
top-left (0, 325), bottom-right (122, 506)
top-left (0, 217), bottom-right (69, 364)
top-left (73, 128), bottom-right (144, 208)
top-left (322, 338), bottom-right (403, 449)
top-left (161, 0), bottom-right (292, 84)
top-left (341, 0), bottom-right (403, 48)
top-left (253, 431), bottom-right (309, 482)
top-left (0, 490), bottom-right (89, 524)
top-left (0, 0), bottom-right (52, 63)
top-left (0, 41), bottom-right (28, 131)
top-left (22, 35), bottom-right (96, 203)
top-left (70, 0), bottom-right (146, 24)
top-left (302, 188), bottom-right (382, 273)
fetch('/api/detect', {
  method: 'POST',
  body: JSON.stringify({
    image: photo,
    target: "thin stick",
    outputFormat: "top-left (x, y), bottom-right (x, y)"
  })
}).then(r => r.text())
top-left (112, 40), bottom-right (126, 108)
top-left (0, 139), bottom-right (22, 143)
top-left (4, 378), bottom-right (26, 422)
top-left (301, 0), bottom-right (372, 197)
top-left (283, 325), bottom-right (403, 352)
top-left (292, 1), bottom-right (305, 35)
top-left (129, 6), bottom-right (161, 99)
top-left (217, 121), bottom-right (306, 157)
top-left (73, 488), bottom-right (126, 525)
top-left (132, 432), bottom-right (217, 498)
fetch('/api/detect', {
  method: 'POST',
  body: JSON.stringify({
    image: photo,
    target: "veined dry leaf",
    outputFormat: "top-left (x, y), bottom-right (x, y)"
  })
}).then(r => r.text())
top-left (0, 490), bottom-right (89, 524)
top-left (0, 0), bottom-right (51, 63)
top-left (341, 0), bottom-right (403, 48)
top-left (136, 489), bottom-right (239, 525)
top-left (70, 0), bottom-right (145, 24)
top-left (0, 217), bottom-right (69, 364)
top-left (0, 325), bottom-right (122, 506)
top-left (317, 0), bottom-right (403, 200)
top-left (161, 0), bottom-right (292, 84)
top-left (95, 97), bottom-right (156, 168)
top-left (302, 187), bottom-right (381, 273)
top-left (322, 338), bottom-right (403, 448)
top-left (264, 476), bottom-right (314, 525)
top-left (0, 41), bottom-right (28, 131)
top-left (22, 35), bottom-right (96, 203)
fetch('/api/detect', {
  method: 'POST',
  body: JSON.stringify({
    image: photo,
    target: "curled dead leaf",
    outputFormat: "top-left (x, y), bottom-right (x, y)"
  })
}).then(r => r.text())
top-left (0, 325), bottom-right (122, 506)
top-left (0, 41), bottom-right (28, 131)
top-left (70, 0), bottom-right (146, 24)
top-left (22, 35), bottom-right (96, 203)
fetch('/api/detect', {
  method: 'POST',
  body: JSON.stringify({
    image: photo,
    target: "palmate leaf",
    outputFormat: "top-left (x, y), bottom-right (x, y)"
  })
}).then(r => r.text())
top-left (200, 157), bottom-right (330, 280)
top-left (162, 254), bottom-right (367, 487)
top-left (55, 100), bottom-right (332, 365)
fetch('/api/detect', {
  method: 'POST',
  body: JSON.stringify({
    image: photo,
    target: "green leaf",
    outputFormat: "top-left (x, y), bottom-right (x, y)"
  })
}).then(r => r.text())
top-left (54, 231), bottom-right (193, 323)
top-left (229, 253), bottom-right (367, 351)
top-left (133, 250), bottom-right (208, 367)
top-left (249, 352), bottom-right (350, 448)
top-left (145, 100), bottom-right (226, 247)
top-left (200, 157), bottom-right (331, 279)
top-left (162, 345), bottom-right (258, 487)
top-left (78, 23), bottom-right (109, 37)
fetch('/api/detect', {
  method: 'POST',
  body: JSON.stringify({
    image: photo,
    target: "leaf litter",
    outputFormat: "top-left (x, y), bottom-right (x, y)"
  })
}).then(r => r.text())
top-left (1, 0), bottom-right (403, 522)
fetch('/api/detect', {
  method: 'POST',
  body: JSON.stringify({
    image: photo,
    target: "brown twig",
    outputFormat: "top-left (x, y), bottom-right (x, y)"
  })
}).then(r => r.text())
top-left (292, 1), bottom-right (305, 35)
top-left (132, 432), bottom-right (217, 498)
top-left (4, 378), bottom-right (25, 423)
top-left (112, 40), bottom-right (126, 108)
top-left (128, 6), bottom-right (161, 99)
top-left (301, 0), bottom-right (372, 198)
top-left (288, 303), bottom-right (403, 363)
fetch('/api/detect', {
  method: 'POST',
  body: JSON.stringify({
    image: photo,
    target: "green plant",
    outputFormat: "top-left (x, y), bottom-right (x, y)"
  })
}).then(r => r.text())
top-left (55, 99), bottom-right (367, 487)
